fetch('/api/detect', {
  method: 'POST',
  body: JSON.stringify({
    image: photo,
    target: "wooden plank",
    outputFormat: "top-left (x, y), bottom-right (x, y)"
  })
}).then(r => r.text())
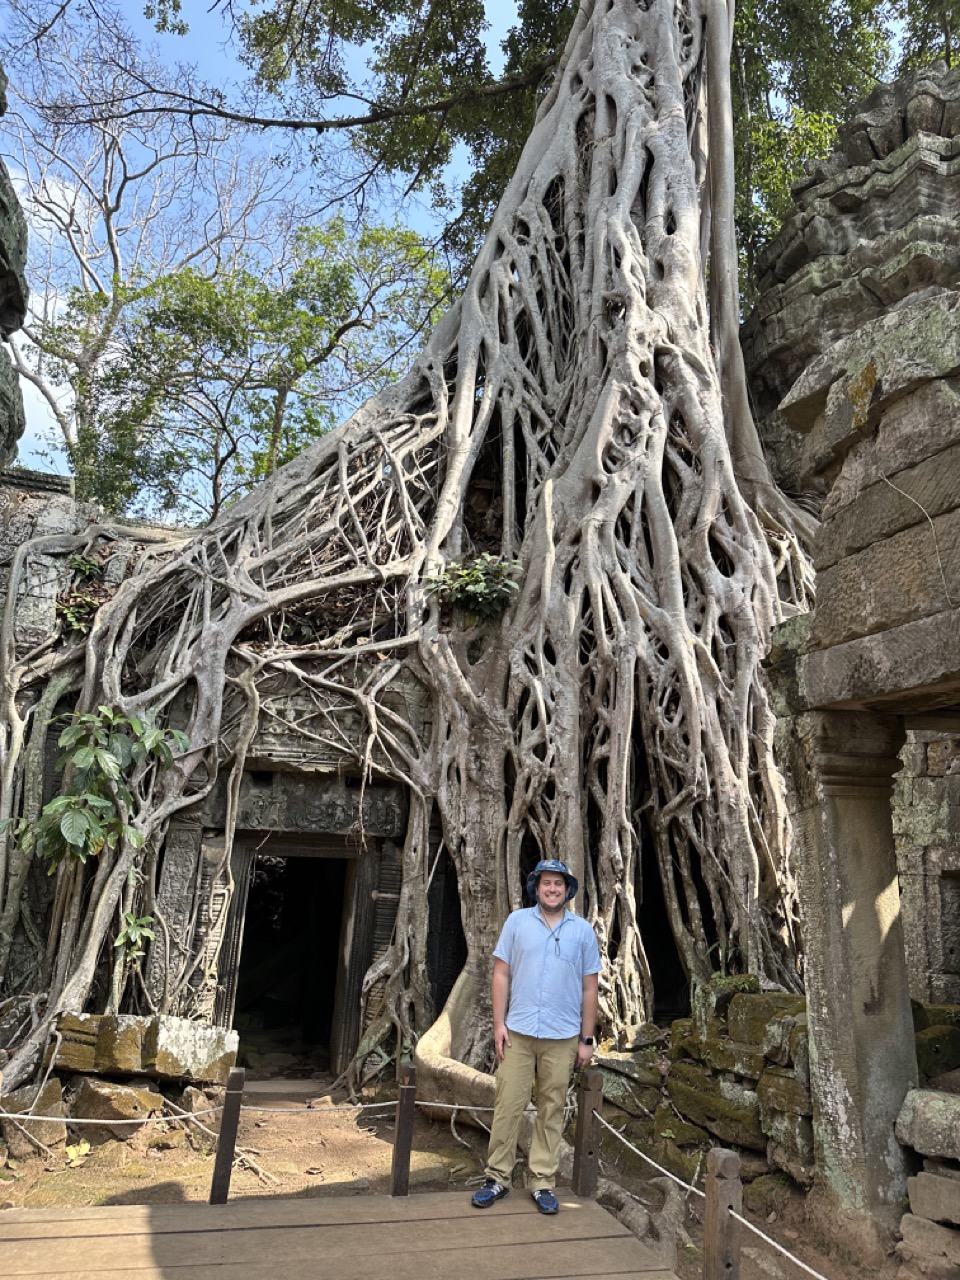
top-left (3, 1236), bottom-right (667, 1280)
top-left (3, 1210), bottom-right (643, 1273)
top-left (0, 1189), bottom-right (611, 1234)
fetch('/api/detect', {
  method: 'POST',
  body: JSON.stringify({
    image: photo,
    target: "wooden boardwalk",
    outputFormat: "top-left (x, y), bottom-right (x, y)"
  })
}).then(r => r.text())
top-left (0, 1189), bottom-right (677, 1279)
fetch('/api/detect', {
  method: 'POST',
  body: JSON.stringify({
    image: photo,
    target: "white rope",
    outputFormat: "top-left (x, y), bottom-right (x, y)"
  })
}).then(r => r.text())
top-left (730, 1211), bottom-right (835, 1280)
top-left (594, 1110), bottom-right (705, 1199)
top-left (595, 1110), bottom-right (836, 1280)
top-left (0, 1107), bottom-right (223, 1125)
top-left (414, 1101), bottom-right (497, 1112)
top-left (239, 1102), bottom-right (398, 1114)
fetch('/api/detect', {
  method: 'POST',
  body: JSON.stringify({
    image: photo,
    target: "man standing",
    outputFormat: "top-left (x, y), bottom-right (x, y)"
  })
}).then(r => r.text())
top-left (470, 859), bottom-right (601, 1215)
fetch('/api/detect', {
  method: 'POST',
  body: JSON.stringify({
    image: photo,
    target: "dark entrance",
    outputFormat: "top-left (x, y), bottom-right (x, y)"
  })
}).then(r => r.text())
top-left (234, 854), bottom-right (347, 1072)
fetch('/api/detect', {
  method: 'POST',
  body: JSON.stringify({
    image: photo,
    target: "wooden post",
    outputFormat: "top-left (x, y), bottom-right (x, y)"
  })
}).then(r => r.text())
top-left (703, 1147), bottom-right (742, 1280)
top-left (571, 1068), bottom-right (604, 1198)
top-left (390, 1063), bottom-right (417, 1197)
top-left (209, 1066), bottom-right (245, 1205)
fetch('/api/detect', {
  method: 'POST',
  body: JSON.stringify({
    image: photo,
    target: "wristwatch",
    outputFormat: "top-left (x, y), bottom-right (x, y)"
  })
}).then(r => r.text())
top-left (578, 1036), bottom-right (595, 1046)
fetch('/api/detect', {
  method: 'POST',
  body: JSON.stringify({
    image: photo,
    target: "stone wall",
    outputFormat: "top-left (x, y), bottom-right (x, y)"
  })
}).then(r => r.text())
top-left (0, 68), bottom-right (28, 467)
top-left (749, 59), bottom-right (960, 1249)
top-left (596, 978), bottom-right (814, 1190)
top-left (895, 1090), bottom-right (960, 1280)
top-left (896, 734), bottom-right (960, 1005)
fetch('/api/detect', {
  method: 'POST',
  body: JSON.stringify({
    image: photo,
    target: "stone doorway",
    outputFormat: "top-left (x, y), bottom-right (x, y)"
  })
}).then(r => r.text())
top-left (233, 852), bottom-right (347, 1074)
top-left (216, 833), bottom-right (383, 1077)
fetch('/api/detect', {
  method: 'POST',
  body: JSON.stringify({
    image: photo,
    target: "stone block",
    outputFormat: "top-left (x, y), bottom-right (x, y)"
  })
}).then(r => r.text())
top-left (816, 441), bottom-right (960, 572)
top-left (927, 741), bottom-right (960, 777)
top-left (54, 1013), bottom-right (103, 1073)
top-left (599, 1070), bottom-right (661, 1118)
top-left (669, 1019), bottom-right (694, 1057)
top-left (811, 508), bottom-right (960, 651)
top-left (666, 1061), bottom-right (765, 1150)
top-left (908, 1170), bottom-right (960, 1225)
top-left (760, 1103), bottom-right (815, 1160)
top-left (803, 608), bottom-right (960, 709)
top-left (701, 1038), bottom-right (766, 1081)
top-left (141, 1016), bottom-right (238, 1085)
top-left (781, 291), bottom-right (960, 443)
top-left (594, 1048), bottom-right (662, 1088)
top-left (726, 993), bottom-right (806, 1050)
top-left (899, 1214), bottom-right (960, 1267)
top-left (71, 1077), bottom-right (163, 1143)
top-left (788, 1024), bottom-right (810, 1088)
top-left (743, 1172), bottom-right (793, 1217)
top-left (692, 975), bottom-right (760, 1038)
top-left (653, 1104), bottom-right (709, 1146)
top-left (767, 1137), bottom-right (814, 1187)
top-left (0, 1078), bottom-right (66, 1158)
top-left (619, 1023), bottom-right (667, 1051)
top-left (757, 1068), bottom-right (813, 1117)
top-left (925, 1006), bottom-right (960, 1030)
top-left (96, 1015), bottom-right (150, 1075)
top-left (897, 1089), bottom-right (960, 1159)
top-left (917, 1026), bottom-right (960, 1079)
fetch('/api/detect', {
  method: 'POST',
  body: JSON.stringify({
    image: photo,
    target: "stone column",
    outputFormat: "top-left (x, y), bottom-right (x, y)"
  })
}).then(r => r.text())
top-left (786, 710), bottom-right (917, 1256)
top-left (144, 821), bottom-right (203, 1011)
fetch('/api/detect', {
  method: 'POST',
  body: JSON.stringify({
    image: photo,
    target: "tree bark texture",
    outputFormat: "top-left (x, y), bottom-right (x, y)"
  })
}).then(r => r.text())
top-left (0, 0), bottom-right (811, 1090)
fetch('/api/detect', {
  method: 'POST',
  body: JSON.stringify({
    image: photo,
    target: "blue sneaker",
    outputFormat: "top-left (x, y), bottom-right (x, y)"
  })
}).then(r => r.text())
top-left (471, 1179), bottom-right (510, 1208)
top-left (532, 1189), bottom-right (559, 1214)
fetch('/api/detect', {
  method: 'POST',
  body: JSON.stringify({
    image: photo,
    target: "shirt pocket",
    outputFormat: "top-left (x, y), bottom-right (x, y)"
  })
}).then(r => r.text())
top-left (553, 932), bottom-right (581, 971)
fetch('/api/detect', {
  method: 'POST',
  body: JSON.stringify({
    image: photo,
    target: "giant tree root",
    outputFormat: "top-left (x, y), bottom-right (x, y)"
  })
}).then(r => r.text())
top-left (0, 0), bottom-right (811, 1092)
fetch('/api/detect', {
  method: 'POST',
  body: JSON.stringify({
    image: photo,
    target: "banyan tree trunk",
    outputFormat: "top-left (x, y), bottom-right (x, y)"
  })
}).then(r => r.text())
top-left (0, 0), bottom-right (810, 1092)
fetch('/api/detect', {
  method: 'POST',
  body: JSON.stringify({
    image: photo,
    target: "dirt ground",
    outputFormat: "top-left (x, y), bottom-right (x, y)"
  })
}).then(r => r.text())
top-left (0, 1075), bottom-right (900, 1280)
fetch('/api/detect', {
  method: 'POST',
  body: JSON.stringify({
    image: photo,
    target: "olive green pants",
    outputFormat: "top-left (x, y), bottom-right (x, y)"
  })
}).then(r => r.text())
top-left (484, 1030), bottom-right (579, 1192)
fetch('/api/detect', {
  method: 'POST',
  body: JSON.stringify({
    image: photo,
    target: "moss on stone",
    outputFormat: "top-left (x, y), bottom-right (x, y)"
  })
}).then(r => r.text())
top-left (701, 1037), bottom-right (766, 1081)
top-left (726, 993), bottom-right (806, 1049)
top-left (916, 1025), bottom-right (960, 1078)
top-left (666, 1061), bottom-right (765, 1150)
top-left (654, 1103), bottom-right (709, 1146)
top-left (756, 1067), bottom-right (813, 1118)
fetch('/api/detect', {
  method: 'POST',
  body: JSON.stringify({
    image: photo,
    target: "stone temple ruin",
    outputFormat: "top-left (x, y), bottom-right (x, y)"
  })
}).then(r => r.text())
top-left (1, 55), bottom-right (960, 1272)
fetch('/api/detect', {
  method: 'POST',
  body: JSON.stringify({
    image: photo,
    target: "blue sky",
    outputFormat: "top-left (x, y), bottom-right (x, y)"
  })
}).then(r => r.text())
top-left (16, 0), bottom-right (521, 471)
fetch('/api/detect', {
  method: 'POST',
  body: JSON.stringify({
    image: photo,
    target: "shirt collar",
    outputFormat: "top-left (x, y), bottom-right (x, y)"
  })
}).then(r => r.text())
top-left (534, 904), bottom-right (569, 930)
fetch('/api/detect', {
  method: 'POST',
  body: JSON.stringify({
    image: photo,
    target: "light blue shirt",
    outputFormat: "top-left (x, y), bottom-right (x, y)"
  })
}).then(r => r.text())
top-left (493, 905), bottom-right (601, 1039)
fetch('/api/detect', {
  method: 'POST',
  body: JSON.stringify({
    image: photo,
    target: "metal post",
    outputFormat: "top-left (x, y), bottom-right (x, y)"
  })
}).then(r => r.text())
top-left (209, 1066), bottom-right (245, 1205)
top-left (571, 1068), bottom-right (604, 1198)
top-left (390, 1063), bottom-right (417, 1197)
top-left (703, 1147), bottom-right (742, 1280)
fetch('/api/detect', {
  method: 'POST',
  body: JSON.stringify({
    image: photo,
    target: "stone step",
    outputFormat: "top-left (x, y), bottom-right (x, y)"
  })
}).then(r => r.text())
top-left (908, 1170), bottom-right (960, 1226)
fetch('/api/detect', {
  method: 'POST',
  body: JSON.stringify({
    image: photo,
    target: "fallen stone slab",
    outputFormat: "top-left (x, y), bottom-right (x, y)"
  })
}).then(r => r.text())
top-left (908, 1170), bottom-right (960, 1226)
top-left (142, 1017), bottom-right (237, 1086)
top-left (898, 1089), bottom-right (960, 1160)
top-left (0, 1078), bottom-right (66, 1158)
top-left (898, 1213), bottom-right (960, 1267)
top-left (53, 1012), bottom-right (101, 1073)
top-left (71, 1077), bottom-right (163, 1143)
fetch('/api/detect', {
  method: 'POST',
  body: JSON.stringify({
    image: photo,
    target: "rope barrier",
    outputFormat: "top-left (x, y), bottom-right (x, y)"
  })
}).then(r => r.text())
top-left (593, 1109), bottom-right (705, 1199)
top-left (239, 1102), bottom-right (398, 1114)
top-left (730, 1210), bottom-right (835, 1280)
top-left (0, 1107), bottom-right (224, 1125)
top-left (594, 1110), bottom-right (836, 1280)
top-left (413, 1101), bottom-right (496, 1112)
